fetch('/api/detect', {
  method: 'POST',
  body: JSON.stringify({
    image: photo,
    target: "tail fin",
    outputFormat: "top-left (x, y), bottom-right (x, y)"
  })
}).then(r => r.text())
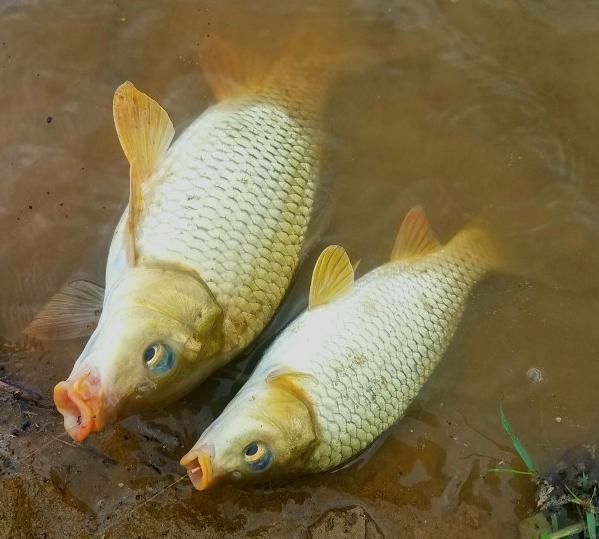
top-left (448, 226), bottom-right (505, 272)
top-left (389, 206), bottom-right (505, 272)
top-left (198, 12), bottom-right (372, 113)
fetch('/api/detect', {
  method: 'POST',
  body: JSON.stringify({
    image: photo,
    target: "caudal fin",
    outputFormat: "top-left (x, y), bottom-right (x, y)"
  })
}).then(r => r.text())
top-left (389, 206), bottom-right (505, 272)
top-left (448, 226), bottom-right (506, 272)
top-left (198, 13), bottom-right (372, 112)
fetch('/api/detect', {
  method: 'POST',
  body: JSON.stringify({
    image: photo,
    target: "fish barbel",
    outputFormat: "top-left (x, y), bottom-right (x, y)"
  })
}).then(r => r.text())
top-left (27, 35), bottom-right (341, 441)
top-left (181, 207), bottom-right (503, 489)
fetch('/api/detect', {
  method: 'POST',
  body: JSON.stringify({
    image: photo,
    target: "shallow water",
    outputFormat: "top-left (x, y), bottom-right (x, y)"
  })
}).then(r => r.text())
top-left (3, 0), bottom-right (599, 537)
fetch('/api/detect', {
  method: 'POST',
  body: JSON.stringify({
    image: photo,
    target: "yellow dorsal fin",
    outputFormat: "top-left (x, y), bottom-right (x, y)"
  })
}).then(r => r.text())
top-left (390, 206), bottom-right (441, 262)
top-left (199, 37), bottom-right (274, 101)
top-left (309, 245), bottom-right (354, 310)
top-left (113, 81), bottom-right (174, 264)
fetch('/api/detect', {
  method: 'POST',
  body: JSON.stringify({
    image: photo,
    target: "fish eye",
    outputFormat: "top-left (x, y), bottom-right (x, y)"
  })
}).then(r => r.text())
top-left (243, 441), bottom-right (272, 472)
top-left (142, 343), bottom-right (175, 375)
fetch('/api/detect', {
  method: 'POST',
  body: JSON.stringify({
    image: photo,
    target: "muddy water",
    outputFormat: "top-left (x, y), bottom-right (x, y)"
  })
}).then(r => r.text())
top-left (2, 0), bottom-right (599, 537)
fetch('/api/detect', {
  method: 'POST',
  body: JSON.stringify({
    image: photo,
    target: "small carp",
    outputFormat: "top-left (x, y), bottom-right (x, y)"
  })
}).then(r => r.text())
top-left (27, 37), bottom-right (340, 441)
top-left (180, 207), bottom-right (503, 489)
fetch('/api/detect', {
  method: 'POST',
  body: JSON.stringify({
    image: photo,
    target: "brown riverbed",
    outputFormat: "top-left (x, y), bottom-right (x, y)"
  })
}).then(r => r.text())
top-left (3, 0), bottom-right (599, 537)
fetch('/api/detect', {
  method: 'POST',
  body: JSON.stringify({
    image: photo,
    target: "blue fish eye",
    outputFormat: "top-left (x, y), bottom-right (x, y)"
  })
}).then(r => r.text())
top-left (143, 343), bottom-right (175, 375)
top-left (143, 346), bottom-right (156, 363)
top-left (243, 441), bottom-right (272, 472)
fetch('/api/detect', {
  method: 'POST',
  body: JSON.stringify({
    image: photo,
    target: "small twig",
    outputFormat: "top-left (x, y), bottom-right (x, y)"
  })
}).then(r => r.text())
top-left (18, 427), bottom-right (117, 466)
top-left (487, 467), bottom-right (536, 476)
top-left (103, 474), bottom-right (189, 533)
top-left (55, 437), bottom-right (79, 449)
top-left (0, 378), bottom-right (51, 408)
top-left (565, 484), bottom-right (587, 507)
top-left (19, 431), bottom-right (71, 461)
top-left (123, 474), bottom-right (188, 517)
top-left (52, 436), bottom-right (117, 464)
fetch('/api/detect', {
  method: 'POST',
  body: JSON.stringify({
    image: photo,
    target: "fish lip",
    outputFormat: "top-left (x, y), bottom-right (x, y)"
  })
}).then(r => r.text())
top-left (180, 445), bottom-right (214, 491)
top-left (53, 373), bottom-right (106, 442)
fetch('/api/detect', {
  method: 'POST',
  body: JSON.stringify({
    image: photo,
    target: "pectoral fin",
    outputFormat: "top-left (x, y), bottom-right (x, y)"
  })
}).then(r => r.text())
top-left (266, 369), bottom-right (319, 439)
top-left (309, 245), bottom-right (354, 310)
top-left (23, 280), bottom-right (104, 341)
top-left (113, 81), bottom-right (174, 264)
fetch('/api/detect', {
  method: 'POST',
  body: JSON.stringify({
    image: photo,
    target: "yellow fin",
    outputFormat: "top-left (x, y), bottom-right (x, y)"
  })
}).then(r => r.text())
top-left (266, 369), bottom-right (319, 439)
top-left (390, 206), bottom-right (441, 262)
top-left (448, 227), bottom-right (504, 271)
top-left (198, 15), bottom-right (362, 105)
top-left (113, 81), bottom-right (174, 264)
top-left (266, 369), bottom-right (317, 388)
top-left (309, 245), bottom-right (354, 310)
top-left (199, 37), bottom-right (274, 101)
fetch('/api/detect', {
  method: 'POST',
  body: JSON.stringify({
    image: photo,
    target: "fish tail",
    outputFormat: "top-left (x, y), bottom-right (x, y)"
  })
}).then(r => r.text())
top-left (389, 206), bottom-right (506, 272)
top-left (199, 13), bottom-right (367, 110)
top-left (448, 226), bottom-right (506, 272)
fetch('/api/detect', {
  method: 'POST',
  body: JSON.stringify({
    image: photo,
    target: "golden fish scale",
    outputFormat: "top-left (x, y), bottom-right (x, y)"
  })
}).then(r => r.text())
top-left (259, 245), bottom-right (490, 472)
top-left (306, 249), bottom-right (488, 470)
top-left (136, 95), bottom-right (320, 354)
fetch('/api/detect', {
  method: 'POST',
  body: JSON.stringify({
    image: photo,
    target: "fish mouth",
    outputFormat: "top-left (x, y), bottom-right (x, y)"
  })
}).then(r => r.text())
top-left (53, 373), bottom-right (107, 442)
top-left (180, 446), bottom-right (214, 491)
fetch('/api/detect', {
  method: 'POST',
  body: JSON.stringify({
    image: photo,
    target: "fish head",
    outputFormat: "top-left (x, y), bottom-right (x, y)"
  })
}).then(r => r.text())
top-left (180, 377), bottom-right (318, 490)
top-left (54, 266), bottom-right (224, 441)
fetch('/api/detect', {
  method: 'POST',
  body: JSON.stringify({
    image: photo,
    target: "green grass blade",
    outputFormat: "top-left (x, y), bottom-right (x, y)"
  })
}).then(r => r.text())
top-left (499, 402), bottom-right (536, 474)
top-left (587, 512), bottom-right (596, 539)
top-left (546, 521), bottom-right (585, 538)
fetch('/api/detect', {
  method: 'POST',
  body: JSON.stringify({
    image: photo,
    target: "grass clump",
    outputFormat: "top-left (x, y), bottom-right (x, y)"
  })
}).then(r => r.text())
top-left (493, 403), bottom-right (598, 539)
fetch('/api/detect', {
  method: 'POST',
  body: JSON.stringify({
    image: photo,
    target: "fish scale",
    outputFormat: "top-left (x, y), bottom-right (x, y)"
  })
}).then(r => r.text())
top-left (40, 38), bottom-right (348, 442)
top-left (126, 96), bottom-right (320, 356)
top-left (248, 239), bottom-right (492, 472)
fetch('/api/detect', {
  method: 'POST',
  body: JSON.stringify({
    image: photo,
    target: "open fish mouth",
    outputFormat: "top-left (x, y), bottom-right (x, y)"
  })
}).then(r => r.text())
top-left (180, 446), bottom-right (214, 490)
top-left (53, 373), bottom-right (106, 442)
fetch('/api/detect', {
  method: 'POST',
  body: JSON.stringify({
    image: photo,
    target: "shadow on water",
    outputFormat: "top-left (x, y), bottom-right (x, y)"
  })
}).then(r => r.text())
top-left (2, 0), bottom-right (599, 536)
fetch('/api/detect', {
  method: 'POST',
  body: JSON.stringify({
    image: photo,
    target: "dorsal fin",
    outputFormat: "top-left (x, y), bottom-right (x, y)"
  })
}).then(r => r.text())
top-left (309, 245), bottom-right (354, 310)
top-left (113, 81), bottom-right (174, 264)
top-left (199, 37), bottom-right (274, 101)
top-left (390, 206), bottom-right (441, 262)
